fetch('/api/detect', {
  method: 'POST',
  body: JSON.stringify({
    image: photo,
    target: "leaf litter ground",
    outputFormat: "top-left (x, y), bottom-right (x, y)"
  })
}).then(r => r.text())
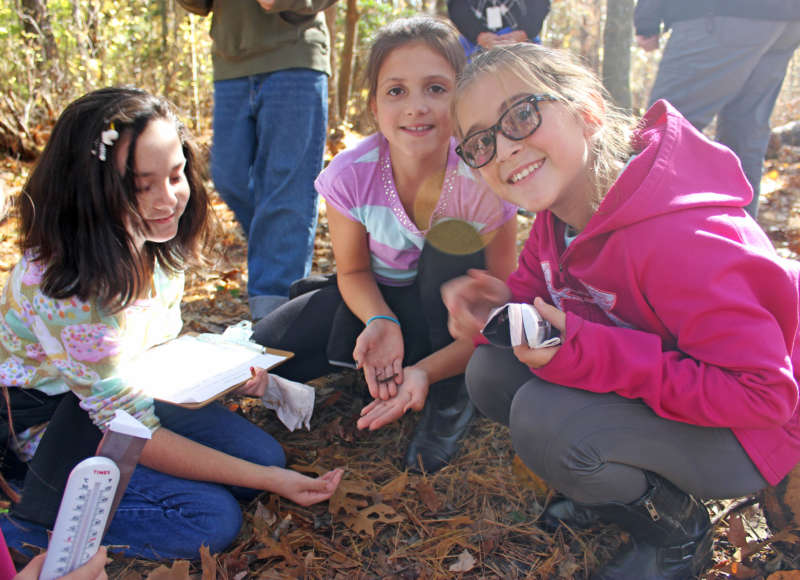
top-left (1, 144), bottom-right (800, 578)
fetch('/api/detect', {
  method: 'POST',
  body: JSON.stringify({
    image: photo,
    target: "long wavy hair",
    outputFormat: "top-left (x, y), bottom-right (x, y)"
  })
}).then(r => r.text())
top-left (18, 87), bottom-right (213, 313)
top-left (454, 43), bottom-right (637, 208)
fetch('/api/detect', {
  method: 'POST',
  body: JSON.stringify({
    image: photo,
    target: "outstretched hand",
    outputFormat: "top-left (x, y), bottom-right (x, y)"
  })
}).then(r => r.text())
top-left (356, 367), bottom-right (429, 431)
top-left (353, 319), bottom-right (404, 400)
top-left (441, 269), bottom-right (512, 341)
top-left (512, 297), bottom-right (566, 368)
top-left (273, 468), bottom-right (344, 507)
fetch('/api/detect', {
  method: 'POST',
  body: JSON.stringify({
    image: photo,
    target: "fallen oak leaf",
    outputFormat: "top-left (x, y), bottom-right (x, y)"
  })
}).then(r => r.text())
top-left (199, 544), bottom-right (217, 580)
top-left (253, 535), bottom-right (302, 566)
top-left (252, 500), bottom-right (278, 533)
top-left (448, 549), bottom-right (476, 572)
top-left (329, 478), bottom-right (375, 516)
top-left (144, 560), bottom-right (191, 580)
top-left (741, 527), bottom-right (800, 559)
top-left (416, 479), bottom-right (442, 512)
top-left (344, 503), bottom-right (404, 536)
top-left (728, 513), bottom-right (748, 548)
top-left (380, 471), bottom-right (408, 500)
top-left (767, 572), bottom-right (800, 579)
top-left (512, 454), bottom-right (550, 500)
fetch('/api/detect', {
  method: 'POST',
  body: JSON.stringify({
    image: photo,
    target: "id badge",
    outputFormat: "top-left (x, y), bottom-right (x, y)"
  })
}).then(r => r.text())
top-left (486, 6), bottom-right (503, 30)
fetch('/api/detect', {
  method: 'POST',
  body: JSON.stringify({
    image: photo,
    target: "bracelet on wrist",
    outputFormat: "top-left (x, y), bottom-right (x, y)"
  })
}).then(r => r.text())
top-left (366, 314), bottom-right (400, 326)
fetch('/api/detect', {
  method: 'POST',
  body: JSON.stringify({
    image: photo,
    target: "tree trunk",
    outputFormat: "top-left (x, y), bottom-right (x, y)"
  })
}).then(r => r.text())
top-left (601, 0), bottom-right (633, 110)
top-left (337, 0), bottom-right (359, 123)
top-left (20, 0), bottom-right (57, 62)
top-left (325, 4), bottom-right (339, 127)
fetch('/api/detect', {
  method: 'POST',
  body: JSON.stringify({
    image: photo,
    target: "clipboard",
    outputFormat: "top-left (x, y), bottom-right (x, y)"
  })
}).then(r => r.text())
top-left (119, 334), bottom-right (294, 408)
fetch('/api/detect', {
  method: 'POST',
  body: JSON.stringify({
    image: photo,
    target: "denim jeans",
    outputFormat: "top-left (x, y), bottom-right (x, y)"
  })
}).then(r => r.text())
top-left (212, 69), bottom-right (328, 319)
top-left (1, 401), bottom-right (286, 560)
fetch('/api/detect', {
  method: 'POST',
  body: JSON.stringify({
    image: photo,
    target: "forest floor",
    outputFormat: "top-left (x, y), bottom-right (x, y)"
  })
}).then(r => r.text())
top-left (1, 132), bottom-right (800, 578)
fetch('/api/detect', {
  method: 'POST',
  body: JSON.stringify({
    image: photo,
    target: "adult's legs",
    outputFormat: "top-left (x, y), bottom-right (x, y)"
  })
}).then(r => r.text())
top-left (648, 17), bottom-right (791, 217)
top-left (248, 69), bottom-right (328, 319)
top-left (716, 21), bottom-right (800, 217)
top-left (211, 77), bottom-right (256, 235)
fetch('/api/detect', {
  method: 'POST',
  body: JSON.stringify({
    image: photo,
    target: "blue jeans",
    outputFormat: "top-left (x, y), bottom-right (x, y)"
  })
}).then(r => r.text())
top-left (212, 69), bottom-right (328, 319)
top-left (1, 402), bottom-right (286, 560)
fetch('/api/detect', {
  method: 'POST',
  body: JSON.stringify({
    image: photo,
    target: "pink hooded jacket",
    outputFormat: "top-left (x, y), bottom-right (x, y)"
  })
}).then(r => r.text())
top-left (508, 100), bottom-right (800, 486)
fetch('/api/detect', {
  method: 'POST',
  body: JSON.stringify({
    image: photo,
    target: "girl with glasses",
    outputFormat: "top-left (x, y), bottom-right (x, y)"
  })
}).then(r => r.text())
top-left (253, 16), bottom-right (518, 473)
top-left (443, 43), bottom-right (800, 578)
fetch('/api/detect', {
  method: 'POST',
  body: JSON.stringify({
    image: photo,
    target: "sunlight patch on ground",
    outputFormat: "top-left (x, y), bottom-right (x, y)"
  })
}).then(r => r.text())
top-left (761, 169), bottom-right (784, 199)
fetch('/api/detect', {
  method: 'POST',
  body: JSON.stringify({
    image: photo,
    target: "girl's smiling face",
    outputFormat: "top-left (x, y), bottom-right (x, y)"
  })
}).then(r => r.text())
top-left (456, 71), bottom-right (597, 229)
top-left (370, 41), bottom-right (456, 163)
top-left (116, 118), bottom-right (190, 249)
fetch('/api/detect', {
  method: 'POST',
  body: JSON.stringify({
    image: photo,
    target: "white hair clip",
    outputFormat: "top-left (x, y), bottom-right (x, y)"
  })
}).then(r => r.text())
top-left (96, 123), bottom-right (119, 162)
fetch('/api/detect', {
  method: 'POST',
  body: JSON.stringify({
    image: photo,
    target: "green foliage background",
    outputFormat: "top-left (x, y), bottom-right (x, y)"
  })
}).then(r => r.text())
top-left (0, 0), bottom-right (797, 145)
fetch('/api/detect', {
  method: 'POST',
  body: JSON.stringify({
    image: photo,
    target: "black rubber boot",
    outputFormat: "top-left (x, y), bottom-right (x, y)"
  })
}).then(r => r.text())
top-left (541, 497), bottom-right (600, 532)
top-left (589, 472), bottom-right (713, 580)
top-left (404, 377), bottom-right (474, 473)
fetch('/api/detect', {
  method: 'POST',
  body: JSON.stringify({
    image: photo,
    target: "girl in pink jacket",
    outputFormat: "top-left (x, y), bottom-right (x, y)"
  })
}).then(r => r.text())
top-left (442, 43), bottom-right (800, 579)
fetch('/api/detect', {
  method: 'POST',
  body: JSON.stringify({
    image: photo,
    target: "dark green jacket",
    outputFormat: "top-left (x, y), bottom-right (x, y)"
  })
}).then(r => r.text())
top-left (177, 0), bottom-right (335, 80)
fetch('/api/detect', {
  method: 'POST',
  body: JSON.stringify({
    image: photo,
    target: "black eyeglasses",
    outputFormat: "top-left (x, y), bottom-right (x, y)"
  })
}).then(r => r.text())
top-left (456, 94), bottom-right (557, 169)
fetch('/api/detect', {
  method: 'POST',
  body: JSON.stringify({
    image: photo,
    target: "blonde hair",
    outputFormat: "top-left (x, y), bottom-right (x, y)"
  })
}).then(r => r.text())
top-left (454, 43), bottom-right (636, 207)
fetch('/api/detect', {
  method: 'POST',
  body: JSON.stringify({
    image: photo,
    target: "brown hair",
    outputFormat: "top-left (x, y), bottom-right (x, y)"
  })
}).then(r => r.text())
top-left (364, 15), bottom-right (466, 106)
top-left (19, 87), bottom-right (214, 313)
top-left (454, 43), bottom-right (637, 206)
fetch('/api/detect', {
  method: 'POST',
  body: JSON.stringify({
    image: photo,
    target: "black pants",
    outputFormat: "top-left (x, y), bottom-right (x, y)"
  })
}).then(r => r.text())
top-left (253, 242), bottom-right (485, 386)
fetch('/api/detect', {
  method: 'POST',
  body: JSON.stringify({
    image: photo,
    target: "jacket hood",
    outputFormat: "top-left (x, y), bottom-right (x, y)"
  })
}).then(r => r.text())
top-left (584, 99), bottom-right (753, 239)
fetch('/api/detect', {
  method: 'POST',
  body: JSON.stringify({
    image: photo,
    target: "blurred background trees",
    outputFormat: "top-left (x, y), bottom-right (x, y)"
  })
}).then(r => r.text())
top-left (0, 0), bottom-right (797, 157)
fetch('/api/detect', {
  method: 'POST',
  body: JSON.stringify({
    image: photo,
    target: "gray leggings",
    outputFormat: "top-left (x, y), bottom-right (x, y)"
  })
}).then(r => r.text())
top-left (467, 346), bottom-right (768, 504)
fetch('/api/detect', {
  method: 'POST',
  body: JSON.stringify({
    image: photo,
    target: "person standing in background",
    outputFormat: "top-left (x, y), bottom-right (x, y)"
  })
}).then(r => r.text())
top-left (177, 0), bottom-right (337, 320)
top-left (447, 0), bottom-right (550, 56)
top-left (635, 0), bottom-right (800, 218)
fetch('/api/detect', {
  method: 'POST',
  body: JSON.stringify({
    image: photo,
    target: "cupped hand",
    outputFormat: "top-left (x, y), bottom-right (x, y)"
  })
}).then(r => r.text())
top-left (441, 269), bottom-right (511, 341)
top-left (476, 31), bottom-right (500, 48)
top-left (353, 319), bottom-right (404, 399)
top-left (274, 468), bottom-right (344, 506)
top-left (356, 366), bottom-right (430, 431)
top-left (237, 366), bottom-right (268, 397)
top-left (495, 29), bottom-right (528, 44)
top-left (635, 34), bottom-right (659, 51)
top-left (512, 297), bottom-right (566, 368)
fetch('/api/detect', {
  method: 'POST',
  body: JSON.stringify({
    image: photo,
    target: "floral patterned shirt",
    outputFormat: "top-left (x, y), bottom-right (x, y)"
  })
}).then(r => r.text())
top-left (0, 254), bottom-right (184, 459)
